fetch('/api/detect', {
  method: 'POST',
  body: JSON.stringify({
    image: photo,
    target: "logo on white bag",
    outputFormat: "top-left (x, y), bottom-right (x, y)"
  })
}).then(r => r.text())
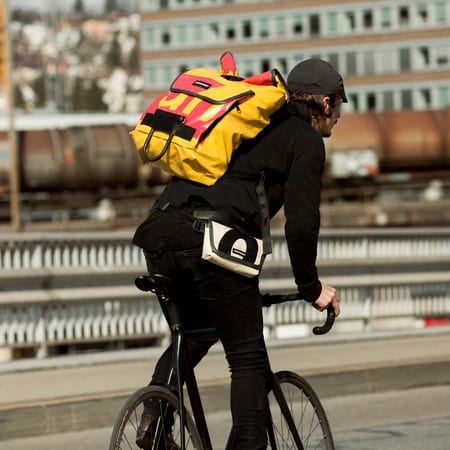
top-left (218, 230), bottom-right (259, 263)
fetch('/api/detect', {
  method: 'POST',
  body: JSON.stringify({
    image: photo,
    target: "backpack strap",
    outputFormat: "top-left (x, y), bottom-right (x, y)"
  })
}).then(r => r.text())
top-left (255, 173), bottom-right (272, 255)
top-left (229, 170), bottom-right (272, 255)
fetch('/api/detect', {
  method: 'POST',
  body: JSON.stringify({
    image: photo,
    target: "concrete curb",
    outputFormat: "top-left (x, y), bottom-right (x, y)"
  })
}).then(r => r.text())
top-left (2, 325), bottom-right (450, 374)
top-left (1, 357), bottom-right (450, 440)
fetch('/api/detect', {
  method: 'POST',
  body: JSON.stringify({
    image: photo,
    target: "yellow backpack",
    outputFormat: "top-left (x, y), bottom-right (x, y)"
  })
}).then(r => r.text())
top-left (130, 52), bottom-right (289, 186)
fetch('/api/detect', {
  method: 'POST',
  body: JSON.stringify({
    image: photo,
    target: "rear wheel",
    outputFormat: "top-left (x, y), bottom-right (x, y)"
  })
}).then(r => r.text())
top-left (267, 371), bottom-right (335, 449)
top-left (109, 385), bottom-right (204, 450)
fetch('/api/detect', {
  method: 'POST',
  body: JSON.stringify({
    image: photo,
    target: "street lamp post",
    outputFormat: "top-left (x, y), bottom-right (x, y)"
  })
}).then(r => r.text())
top-left (1, 0), bottom-right (21, 231)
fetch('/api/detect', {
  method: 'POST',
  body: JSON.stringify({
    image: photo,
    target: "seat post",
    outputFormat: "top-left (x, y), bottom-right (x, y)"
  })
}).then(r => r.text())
top-left (135, 273), bottom-right (213, 449)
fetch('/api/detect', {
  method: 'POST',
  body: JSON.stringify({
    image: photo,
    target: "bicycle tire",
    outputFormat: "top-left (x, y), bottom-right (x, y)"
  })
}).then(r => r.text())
top-left (267, 371), bottom-right (335, 450)
top-left (109, 385), bottom-right (204, 450)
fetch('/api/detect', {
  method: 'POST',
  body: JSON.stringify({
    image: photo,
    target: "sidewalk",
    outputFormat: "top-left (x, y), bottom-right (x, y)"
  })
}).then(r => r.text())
top-left (1, 327), bottom-right (450, 439)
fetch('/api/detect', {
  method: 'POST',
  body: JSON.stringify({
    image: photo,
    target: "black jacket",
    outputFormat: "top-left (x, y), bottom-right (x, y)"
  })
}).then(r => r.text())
top-left (133, 101), bottom-right (324, 302)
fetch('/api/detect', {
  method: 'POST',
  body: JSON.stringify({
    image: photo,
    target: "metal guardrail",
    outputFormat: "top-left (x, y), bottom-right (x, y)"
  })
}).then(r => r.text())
top-left (260, 272), bottom-right (450, 338)
top-left (0, 228), bottom-right (449, 359)
top-left (2, 227), bottom-right (450, 270)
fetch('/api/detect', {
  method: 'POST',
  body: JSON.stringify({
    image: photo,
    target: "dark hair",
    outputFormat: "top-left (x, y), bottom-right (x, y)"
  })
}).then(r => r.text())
top-left (289, 91), bottom-right (342, 118)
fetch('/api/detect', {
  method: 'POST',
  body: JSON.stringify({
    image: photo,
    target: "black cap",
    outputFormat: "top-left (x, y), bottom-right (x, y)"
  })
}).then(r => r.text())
top-left (287, 59), bottom-right (348, 102)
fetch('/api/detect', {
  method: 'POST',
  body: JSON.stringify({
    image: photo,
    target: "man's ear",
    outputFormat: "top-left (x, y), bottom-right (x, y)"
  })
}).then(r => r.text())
top-left (323, 96), bottom-right (332, 118)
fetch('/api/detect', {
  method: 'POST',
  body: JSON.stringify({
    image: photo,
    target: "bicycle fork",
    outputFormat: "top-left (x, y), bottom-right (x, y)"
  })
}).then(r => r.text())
top-left (267, 372), bottom-right (304, 450)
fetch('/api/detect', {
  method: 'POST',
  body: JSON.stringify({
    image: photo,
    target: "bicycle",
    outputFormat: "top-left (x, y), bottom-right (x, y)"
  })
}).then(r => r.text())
top-left (109, 273), bottom-right (336, 450)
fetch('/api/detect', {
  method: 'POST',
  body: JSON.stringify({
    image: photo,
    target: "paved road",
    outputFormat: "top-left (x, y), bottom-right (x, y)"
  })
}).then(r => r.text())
top-left (1, 327), bottom-right (450, 442)
top-left (3, 384), bottom-right (450, 450)
top-left (329, 384), bottom-right (450, 450)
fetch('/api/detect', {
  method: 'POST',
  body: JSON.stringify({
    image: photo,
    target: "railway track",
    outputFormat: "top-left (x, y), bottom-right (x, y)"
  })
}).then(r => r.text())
top-left (0, 177), bottom-right (449, 230)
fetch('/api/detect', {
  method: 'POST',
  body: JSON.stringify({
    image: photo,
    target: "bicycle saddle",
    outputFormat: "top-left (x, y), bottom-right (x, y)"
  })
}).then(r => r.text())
top-left (135, 274), bottom-right (174, 299)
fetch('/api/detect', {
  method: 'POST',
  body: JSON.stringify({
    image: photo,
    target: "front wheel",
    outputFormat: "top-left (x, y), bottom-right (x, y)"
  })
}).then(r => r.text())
top-left (109, 385), bottom-right (204, 450)
top-left (267, 371), bottom-right (335, 450)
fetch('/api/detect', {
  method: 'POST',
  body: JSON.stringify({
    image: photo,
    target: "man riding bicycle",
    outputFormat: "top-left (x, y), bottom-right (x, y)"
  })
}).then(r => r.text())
top-left (133, 58), bottom-right (344, 450)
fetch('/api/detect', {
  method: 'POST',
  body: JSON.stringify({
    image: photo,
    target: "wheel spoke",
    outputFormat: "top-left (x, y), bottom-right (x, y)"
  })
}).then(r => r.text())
top-left (267, 371), bottom-right (335, 450)
top-left (109, 386), bottom-right (203, 450)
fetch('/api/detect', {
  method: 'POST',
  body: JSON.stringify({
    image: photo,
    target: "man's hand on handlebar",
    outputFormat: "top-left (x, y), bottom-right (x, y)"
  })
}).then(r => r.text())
top-left (312, 282), bottom-right (340, 317)
top-left (259, 288), bottom-right (337, 335)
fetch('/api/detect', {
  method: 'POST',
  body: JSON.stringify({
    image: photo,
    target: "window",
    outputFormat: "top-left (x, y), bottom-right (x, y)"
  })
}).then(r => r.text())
top-left (401, 90), bottom-right (413, 109)
top-left (226, 21), bottom-right (236, 39)
top-left (276, 16), bottom-right (285, 37)
top-left (379, 49), bottom-right (396, 73)
top-left (259, 17), bottom-right (269, 38)
top-left (162, 65), bottom-right (172, 83)
top-left (161, 27), bottom-right (171, 46)
top-left (144, 65), bottom-right (157, 86)
top-left (417, 4), bottom-right (428, 23)
top-left (418, 47), bottom-right (430, 67)
top-left (436, 45), bottom-right (449, 66)
top-left (383, 91), bottom-right (394, 110)
top-left (192, 23), bottom-right (202, 42)
top-left (309, 14), bottom-right (320, 36)
top-left (349, 93), bottom-right (359, 111)
top-left (363, 10), bottom-right (373, 28)
top-left (141, 0), bottom-right (158, 11)
top-left (209, 23), bottom-right (220, 40)
top-left (419, 88), bottom-right (431, 108)
top-left (363, 51), bottom-right (375, 74)
top-left (399, 6), bottom-right (410, 25)
top-left (328, 53), bottom-right (339, 71)
top-left (381, 7), bottom-right (391, 28)
top-left (327, 12), bottom-right (338, 34)
top-left (261, 59), bottom-right (270, 72)
top-left (277, 58), bottom-right (288, 74)
top-left (438, 86), bottom-right (449, 107)
top-left (345, 11), bottom-right (356, 31)
top-left (293, 54), bottom-right (304, 65)
top-left (177, 24), bottom-right (187, 44)
top-left (243, 20), bottom-right (252, 39)
top-left (367, 93), bottom-right (376, 110)
top-left (242, 60), bottom-right (254, 78)
top-left (436, 1), bottom-right (447, 24)
top-left (143, 26), bottom-right (155, 49)
top-left (399, 48), bottom-right (411, 71)
top-left (293, 15), bottom-right (303, 35)
top-left (346, 53), bottom-right (357, 75)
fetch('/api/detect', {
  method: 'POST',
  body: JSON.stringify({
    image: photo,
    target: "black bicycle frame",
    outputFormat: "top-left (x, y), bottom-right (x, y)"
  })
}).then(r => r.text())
top-left (180, 327), bottom-right (215, 450)
top-left (135, 274), bottom-right (335, 450)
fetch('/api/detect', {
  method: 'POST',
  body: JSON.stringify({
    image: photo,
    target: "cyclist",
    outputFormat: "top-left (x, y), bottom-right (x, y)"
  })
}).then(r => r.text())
top-left (133, 58), bottom-right (344, 449)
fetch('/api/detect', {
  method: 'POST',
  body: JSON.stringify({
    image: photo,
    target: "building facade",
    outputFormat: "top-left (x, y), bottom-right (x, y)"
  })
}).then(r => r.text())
top-left (139, 0), bottom-right (450, 113)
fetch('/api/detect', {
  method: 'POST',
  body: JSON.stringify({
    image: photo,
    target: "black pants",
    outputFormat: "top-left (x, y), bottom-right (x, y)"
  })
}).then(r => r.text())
top-left (144, 246), bottom-right (270, 450)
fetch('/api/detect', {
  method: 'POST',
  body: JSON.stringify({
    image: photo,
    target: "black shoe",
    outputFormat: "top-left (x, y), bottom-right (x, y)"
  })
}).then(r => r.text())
top-left (136, 412), bottom-right (180, 450)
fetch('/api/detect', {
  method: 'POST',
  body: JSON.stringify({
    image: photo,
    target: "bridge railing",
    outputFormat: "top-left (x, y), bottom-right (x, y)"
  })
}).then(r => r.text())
top-left (0, 228), bottom-right (449, 359)
top-left (2, 227), bottom-right (450, 270)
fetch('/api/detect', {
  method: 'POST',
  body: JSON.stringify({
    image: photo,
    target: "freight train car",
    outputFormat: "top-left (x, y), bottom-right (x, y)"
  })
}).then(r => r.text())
top-left (1, 109), bottom-right (449, 197)
top-left (325, 109), bottom-right (450, 181)
top-left (0, 113), bottom-right (169, 194)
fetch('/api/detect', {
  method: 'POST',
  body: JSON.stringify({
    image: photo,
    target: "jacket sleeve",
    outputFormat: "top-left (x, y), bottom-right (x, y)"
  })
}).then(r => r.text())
top-left (283, 132), bottom-right (325, 302)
